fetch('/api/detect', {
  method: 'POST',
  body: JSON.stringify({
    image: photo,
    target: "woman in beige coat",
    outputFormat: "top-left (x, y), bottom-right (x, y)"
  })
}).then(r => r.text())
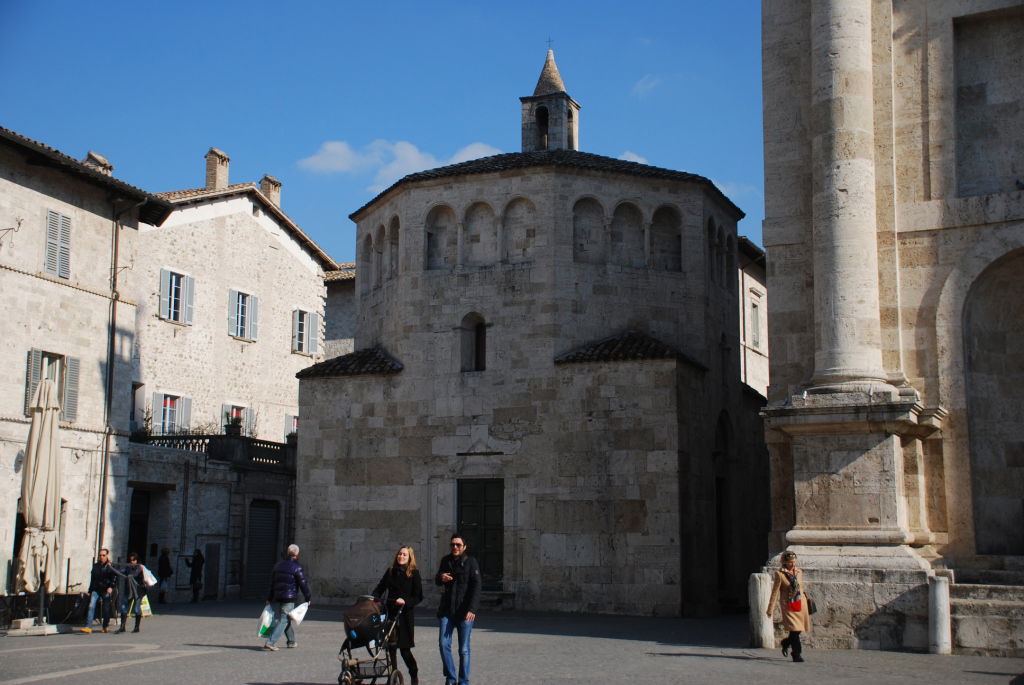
top-left (766, 550), bottom-right (811, 662)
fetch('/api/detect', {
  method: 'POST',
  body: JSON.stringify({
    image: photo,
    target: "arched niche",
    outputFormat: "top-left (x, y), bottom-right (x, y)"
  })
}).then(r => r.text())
top-left (464, 202), bottom-right (497, 266)
top-left (359, 234), bottom-right (373, 295)
top-left (651, 206), bottom-right (682, 272)
top-left (610, 202), bottom-right (644, 268)
top-left (425, 205), bottom-right (456, 270)
top-left (572, 197), bottom-right (605, 265)
top-left (388, 216), bottom-right (400, 279)
top-left (502, 197), bottom-right (536, 263)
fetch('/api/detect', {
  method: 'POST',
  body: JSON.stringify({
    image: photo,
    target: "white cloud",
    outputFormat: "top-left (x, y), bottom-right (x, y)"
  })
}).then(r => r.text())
top-left (713, 179), bottom-right (762, 199)
top-left (631, 74), bottom-right (661, 99)
top-left (619, 151), bottom-right (649, 165)
top-left (299, 139), bottom-right (503, 193)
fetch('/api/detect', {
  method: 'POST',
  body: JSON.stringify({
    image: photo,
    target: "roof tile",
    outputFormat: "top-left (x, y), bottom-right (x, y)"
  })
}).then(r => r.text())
top-left (554, 330), bottom-right (705, 370)
top-left (296, 346), bottom-right (403, 379)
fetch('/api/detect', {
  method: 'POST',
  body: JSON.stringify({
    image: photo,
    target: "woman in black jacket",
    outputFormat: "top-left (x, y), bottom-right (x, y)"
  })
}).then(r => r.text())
top-left (373, 545), bottom-right (424, 685)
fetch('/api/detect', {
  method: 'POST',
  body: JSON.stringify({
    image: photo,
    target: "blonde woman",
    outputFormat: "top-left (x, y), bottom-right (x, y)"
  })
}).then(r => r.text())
top-left (766, 550), bottom-right (811, 662)
top-left (373, 546), bottom-right (424, 685)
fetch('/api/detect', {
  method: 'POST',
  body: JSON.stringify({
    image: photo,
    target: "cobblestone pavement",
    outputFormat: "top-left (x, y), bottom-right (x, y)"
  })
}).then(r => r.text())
top-left (1, 602), bottom-right (1022, 684)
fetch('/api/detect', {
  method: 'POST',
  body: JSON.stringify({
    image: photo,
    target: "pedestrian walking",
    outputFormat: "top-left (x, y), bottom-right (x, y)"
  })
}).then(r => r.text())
top-left (766, 550), bottom-right (812, 662)
top-left (373, 545), bottom-right (424, 685)
top-left (435, 533), bottom-right (480, 685)
top-left (184, 548), bottom-right (204, 602)
top-left (157, 547), bottom-right (173, 603)
top-left (263, 543), bottom-right (312, 651)
top-left (112, 552), bottom-right (147, 633)
top-left (81, 548), bottom-right (115, 633)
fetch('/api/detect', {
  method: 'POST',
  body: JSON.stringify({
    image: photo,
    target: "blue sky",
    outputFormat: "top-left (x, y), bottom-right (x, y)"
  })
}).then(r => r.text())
top-left (0, 0), bottom-right (763, 263)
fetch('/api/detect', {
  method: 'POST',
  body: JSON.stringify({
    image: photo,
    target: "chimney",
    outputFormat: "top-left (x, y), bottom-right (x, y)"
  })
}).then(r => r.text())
top-left (205, 147), bottom-right (230, 189)
top-left (82, 151), bottom-right (113, 176)
top-left (259, 174), bottom-right (282, 207)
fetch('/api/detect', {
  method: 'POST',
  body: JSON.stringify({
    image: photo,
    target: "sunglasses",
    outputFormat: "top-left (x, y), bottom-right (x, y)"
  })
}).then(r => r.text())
top-left (450, 542), bottom-right (465, 548)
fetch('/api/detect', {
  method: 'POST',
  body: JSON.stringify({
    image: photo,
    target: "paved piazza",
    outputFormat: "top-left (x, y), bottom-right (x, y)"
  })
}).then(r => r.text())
top-left (1, 602), bottom-right (1021, 684)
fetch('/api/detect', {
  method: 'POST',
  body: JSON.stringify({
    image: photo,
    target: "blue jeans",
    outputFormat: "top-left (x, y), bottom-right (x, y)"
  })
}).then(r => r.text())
top-left (86, 590), bottom-right (113, 627)
top-left (438, 615), bottom-right (473, 685)
top-left (120, 593), bottom-right (143, 617)
top-left (266, 601), bottom-right (295, 646)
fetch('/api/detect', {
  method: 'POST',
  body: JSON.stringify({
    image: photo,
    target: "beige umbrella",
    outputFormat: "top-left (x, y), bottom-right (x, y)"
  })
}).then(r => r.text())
top-left (17, 378), bottom-right (63, 595)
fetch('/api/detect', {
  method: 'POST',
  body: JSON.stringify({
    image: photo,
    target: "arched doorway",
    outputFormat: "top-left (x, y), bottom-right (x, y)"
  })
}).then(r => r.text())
top-left (965, 249), bottom-right (1024, 555)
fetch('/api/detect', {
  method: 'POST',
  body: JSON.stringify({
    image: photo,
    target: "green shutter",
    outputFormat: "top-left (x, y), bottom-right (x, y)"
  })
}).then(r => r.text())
top-left (24, 349), bottom-right (43, 416)
top-left (62, 356), bottom-right (80, 422)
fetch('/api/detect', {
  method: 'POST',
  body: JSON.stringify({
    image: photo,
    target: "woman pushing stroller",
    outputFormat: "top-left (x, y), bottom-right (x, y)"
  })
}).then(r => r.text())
top-left (373, 545), bottom-right (423, 685)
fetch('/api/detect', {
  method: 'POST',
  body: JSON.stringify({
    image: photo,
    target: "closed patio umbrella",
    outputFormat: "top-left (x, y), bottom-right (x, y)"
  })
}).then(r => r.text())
top-left (17, 378), bottom-right (63, 599)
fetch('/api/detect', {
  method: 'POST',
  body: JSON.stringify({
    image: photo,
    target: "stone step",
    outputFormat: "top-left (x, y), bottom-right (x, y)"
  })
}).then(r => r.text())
top-left (955, 569), bottom-right (1024, 586)
top-left (950, 583), bottom-right (1024, 602)
top-left (950, 598), bottom-right (1024, 620)
top-left (479, 590), bottom-right (515, 611)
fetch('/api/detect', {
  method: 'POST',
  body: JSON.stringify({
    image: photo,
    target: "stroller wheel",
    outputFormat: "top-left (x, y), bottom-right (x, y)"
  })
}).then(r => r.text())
top-left (338, 674), bottom-right (353, 685)
top-left (387, 672), bottom-right (404, 685)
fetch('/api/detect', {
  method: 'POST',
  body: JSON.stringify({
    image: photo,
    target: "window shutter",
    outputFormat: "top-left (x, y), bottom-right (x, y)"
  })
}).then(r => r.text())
top-left (62, 356), bottom-right (80, 422)
top-left (58, 213), bottom-right (71, 279)
top-left (284, 414), bottom-right (294, 438)
top-left (45, 211), bottom-right (60, 275)
top-left (25, 349), bottom-right (43, 416)
top-left (291, 310), bottom-right (300, 352)
top-left (152, 393), bottom-right (163, 434)
top-left (243, 406), bottom-right (255, 436)
top-left (249, 296), bottom-right (259, 341)
top-left (308, 312), bottom-right (320, 355)
top-left (228, 290), bottom-right (238, 336)
top-left (183, 276), bottom-right (195, 324)
top-left (159, 269), bottom-right (172, 319)
top-left (221, 403), bottom-right (231, 427)
top-left (179, 397), bottom-right (192, 432)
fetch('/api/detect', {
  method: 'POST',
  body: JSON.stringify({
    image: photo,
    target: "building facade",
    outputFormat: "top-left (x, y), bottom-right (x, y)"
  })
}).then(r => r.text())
top-left (296, 52), bottom-right (769, 616)
top-left (0, 127), bottom-right (170, 594)
top-left (760, 0), bottom-right (1024, 655)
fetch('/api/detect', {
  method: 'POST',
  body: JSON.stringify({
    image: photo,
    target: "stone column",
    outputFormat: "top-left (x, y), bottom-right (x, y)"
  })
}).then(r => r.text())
top-left (928, 574), bottom-right (952, 655)
top-left (748, 572), bottom-right (775, 648)
top-left (809, 0), bottom-right (889, 391)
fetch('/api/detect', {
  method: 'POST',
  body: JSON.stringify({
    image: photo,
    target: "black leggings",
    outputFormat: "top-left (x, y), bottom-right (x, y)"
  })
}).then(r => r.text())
top-left (388, 647), bottom-right (417, 677)
top-left (785, 631), bottom-right (802, 656)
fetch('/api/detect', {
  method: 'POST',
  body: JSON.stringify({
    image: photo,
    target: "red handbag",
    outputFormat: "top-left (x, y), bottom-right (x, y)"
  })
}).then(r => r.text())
top-left (787, 599), bottom-right (802, 612)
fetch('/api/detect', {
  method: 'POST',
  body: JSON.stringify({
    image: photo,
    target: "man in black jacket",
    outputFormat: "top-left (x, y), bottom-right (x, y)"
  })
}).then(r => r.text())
top-left (435, 534), bottom-right (480, 685)
top-left (82, 548), bottom-right (115, 633)
top-left (263, 543), bottom-right (312, 651)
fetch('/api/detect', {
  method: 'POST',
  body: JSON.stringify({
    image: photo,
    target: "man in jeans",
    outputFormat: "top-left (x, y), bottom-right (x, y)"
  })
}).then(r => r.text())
top-left (435, 534), bottom-right (481, 685)
top-left (263, 543), bottom-right (312, 651)
top-left (81, 548), bottom-right (115, 633)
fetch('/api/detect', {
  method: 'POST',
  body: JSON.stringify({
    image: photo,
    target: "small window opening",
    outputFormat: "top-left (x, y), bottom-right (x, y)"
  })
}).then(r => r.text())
top-left (536, 106), bottom-right (549, 150)
top-left (460, 312), bottom-right (487, 372)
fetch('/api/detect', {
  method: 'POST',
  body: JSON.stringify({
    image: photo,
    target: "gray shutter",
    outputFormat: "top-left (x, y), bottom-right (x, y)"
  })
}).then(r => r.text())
top-left (249, 295), bottom-right (259, 341)
top-left (221, 403), bottom-right (231, 427)
top-left (291, 310), bottom-right (300, 352)
top-left (308, 312), bottom-right (320, 355)
top-left (183, 276), bottom-right (195, 324)
top-left (244, 407), bottom-right (255, 436)
top-left (62, 356), bottom-right (80, 422)
top-left (179, 397), bottom-right (192, 432)
top-left (45, 211), bottom-right (60, 275)
top-left (58, 213), bottom-right (71, 279)
top-left (152, 393), bottom-right (163, 434)
top-left (284, 414), bottom-right (294, 438)
top-left (159, 269), bottom-right (172, 319)
top-left (25, 349), bottom-right (43, 416)
top-left (228, 290), bottom-right (238, 336)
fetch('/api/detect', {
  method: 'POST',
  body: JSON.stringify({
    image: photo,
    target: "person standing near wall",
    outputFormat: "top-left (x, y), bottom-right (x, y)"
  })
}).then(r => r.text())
top-left (184, 548), bottom-right (204, 603)
top-left (157, 547), bottom-right (173, 603)
top-left (263, 543), bottom-right (312, 651)
top-left (435, 534), bottom-right (480, 685)
top-left (81, 548), bottom-right (115, 633)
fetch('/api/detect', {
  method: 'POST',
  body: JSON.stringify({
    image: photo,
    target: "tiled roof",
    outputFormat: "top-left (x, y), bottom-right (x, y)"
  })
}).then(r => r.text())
top-left (155, 182), bottom-right (338, 270)
top-left (554, 330), bottom-right (706, 370)
top-left (296, 346), bottom-right (403, 379)
top-left (0, 126), bottom-right (173, 226)
top-left (351, 149), bottom-right (744, 220)
top-left (324, 262), bottom-right (356, 282)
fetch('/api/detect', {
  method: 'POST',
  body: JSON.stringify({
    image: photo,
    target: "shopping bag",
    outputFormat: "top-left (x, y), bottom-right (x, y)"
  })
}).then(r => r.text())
top-left (258, 605), bottom-right (274, 637)
top-left (287, 602), bottom-right (309, 626)
top-left (141, 565), bottom-right (158, 587)
top-left (140, 595), bottom-right (153, 617)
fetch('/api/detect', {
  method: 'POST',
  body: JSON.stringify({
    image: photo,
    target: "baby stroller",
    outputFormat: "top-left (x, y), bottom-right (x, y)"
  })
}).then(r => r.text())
top-left (338, 595), bottom-right (405, 685)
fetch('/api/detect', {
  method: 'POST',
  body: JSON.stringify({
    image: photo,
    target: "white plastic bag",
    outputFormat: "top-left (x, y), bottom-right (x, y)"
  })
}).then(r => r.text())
top-left (287, 602), bottom-right (309, 626)
top-left (258, 605), bottom-right (274, 637)
top-left (141, 564), bottom-right (158, 587)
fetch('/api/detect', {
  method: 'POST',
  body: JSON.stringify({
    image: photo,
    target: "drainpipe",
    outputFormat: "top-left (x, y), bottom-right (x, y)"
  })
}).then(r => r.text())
top-left (96, 197), bottom-right (146, 556)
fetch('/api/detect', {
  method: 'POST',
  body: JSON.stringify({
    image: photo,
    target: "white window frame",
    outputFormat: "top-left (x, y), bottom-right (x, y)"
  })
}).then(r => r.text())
top-left (153, 392), bottom-right (191, 435)
top-left (291, 309), bottom-right (320, 355)
top-left (25, 348), bottom-right (79, 422)
top-left (228, 290), bottom-right (259, 340)
top-left (159, 269), bottom-right (195, 324)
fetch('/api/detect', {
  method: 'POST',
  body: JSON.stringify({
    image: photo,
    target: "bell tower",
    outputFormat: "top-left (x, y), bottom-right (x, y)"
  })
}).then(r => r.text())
top-left (520, 50), bottom-right (580, 152)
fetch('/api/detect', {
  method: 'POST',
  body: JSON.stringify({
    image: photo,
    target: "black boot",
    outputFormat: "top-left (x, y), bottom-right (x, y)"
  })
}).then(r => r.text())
top-left (781, 636), bottom-right (790, 657)
top-left (791, 632), bottom-right (804, 662)
top-left (133, 614), bottom-right (142, 633)
top-left (116, 615), bottom-right (127, 633)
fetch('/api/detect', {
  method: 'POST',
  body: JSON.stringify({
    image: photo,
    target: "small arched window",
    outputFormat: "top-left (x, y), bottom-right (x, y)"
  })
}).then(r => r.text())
top-left (707, 218), bottom-right (717, 284)
top-left (460, 312), bottom-right (486, 372)
top-left (536, 106), bottom-right (549, 151)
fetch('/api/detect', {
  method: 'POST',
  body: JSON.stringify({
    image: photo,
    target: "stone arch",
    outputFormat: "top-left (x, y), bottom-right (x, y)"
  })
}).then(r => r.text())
top-left (610, 202), bottom-right (644, 268)
top-left (572, 197), bottom-right (606, 264)
top-left (373, 224), bottom-right (385, 288)
top-left (425, 204), bottom-right (456, 270)
top-left (502, 197), bottom-right (536, 263)
top-left (460, 311), bottom-right (487, 372)
top-left (536, 105), bottom-right (549, 150)
top-left (463, 202), bottom-right (497, 266)
top-left (387, 216), bottom-right (400, 279)
top-left (964, 248), bottom-right (1024, 555)
top-left (650, 205), bottom-right (682, 272)
top-left (717, 225), bottom-right (727, 283)
top-left (726, 234), bottom-right (736, 290)
top-left (707, 217), bottom-right (718, 283)
top-left (359, 234), bottom-right (373, 295)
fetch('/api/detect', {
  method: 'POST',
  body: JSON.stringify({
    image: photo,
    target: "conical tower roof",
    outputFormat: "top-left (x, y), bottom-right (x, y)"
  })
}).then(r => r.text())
top-left (533, 49), bottom-right (566, 96)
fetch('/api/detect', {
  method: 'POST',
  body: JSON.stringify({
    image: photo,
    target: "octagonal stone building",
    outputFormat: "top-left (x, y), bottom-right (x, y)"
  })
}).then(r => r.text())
top-left (296, 52), bottom-right (768, 616)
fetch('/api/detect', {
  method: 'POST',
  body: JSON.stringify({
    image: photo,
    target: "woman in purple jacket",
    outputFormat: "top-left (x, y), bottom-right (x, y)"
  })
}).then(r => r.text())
top-left (263, 543), bottom-right (312, 651)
